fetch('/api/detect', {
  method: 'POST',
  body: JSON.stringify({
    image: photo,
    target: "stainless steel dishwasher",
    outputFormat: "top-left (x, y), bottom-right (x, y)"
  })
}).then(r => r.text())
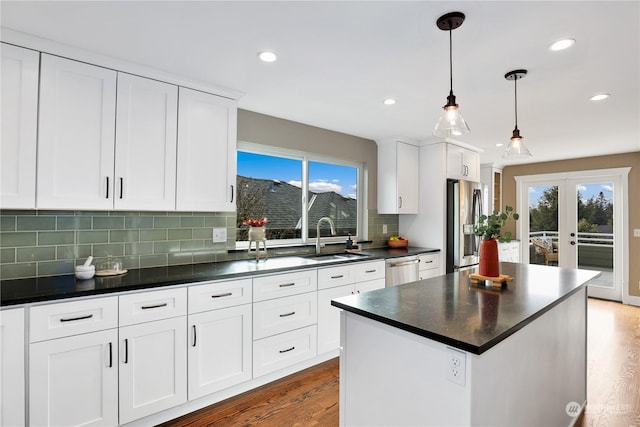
top-left (385, 255), bottom-right (419, 287)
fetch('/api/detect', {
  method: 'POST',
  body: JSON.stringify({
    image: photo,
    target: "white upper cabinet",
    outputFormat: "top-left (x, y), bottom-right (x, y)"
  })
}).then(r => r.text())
top-left (1, 44), bottom-right (39, 209)
top-left (37, 54), bottom-right (117, 210)
top-left (114, 73), bottom-right (178, 210)
top-left (377, 139), bottom-right (419, 214)
top-left (177, 87), bottom-right (238, 212)
top-left (446, 144), bottom-right (480, 182)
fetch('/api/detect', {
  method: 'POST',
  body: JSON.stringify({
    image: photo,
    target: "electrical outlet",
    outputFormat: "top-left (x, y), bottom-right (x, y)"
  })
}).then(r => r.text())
top-left (634, 229), bottom-right (640, 238)
top-left (446, 347), bottom-right (466, 386)
top-left (212, 227), bottom-right (227, 243)
top-left (382, 224), bottom-right (388, 235)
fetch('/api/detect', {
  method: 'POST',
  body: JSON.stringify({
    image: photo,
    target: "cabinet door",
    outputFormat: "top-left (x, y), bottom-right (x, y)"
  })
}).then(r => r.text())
top-left (1, 44), bottom-right (39, 209)
top-left (114, 73), bottom-right (178, 210)
top-left (463, 149), bottom-right (480, 182)
top-left (396, 142), bottom-right (419, 213)
top-left (37, 54), bottom-right (117, 210)
top-left (30, 329), bottom-right (118, 427)
top-left (355, 278), bottom-right (385, 294)
top-left (188, 304), bottom-right (252, 400)
top-left (119, 316), bottom-right (187, 424)
top-left (177, 87), bottom-right (237, 211)
top-left (317, 284), bottom-right (354, 354)
top-left (1, 308), bottom-right (25, 427)
top-left (446, 144), bottom-right (466, 180)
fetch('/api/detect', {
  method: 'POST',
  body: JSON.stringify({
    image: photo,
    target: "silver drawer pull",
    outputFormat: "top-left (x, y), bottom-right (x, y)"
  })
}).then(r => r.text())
top-left (365, 269), bottom-right (377, 273)
top-left (279, 311), bottom-right (296, 317)
top-left (331, 275), bottom-right (344, 279)
top-left (141, 302), bottom-right (167, 310)
top-left (211, 292), bottom-right (233, 298)
top-left (279, 346), bottom-right (295, 354)
top-left (423, 260), bottom-right (433, 264)
top-left (60, 314), bottom-right (93, 323)
top-left (279, 282), bottom-right (295, 288)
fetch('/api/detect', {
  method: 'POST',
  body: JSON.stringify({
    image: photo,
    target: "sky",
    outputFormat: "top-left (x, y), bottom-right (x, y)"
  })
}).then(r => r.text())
top-left (237, 151), bottom-right (357, 198)
top-left (528, 182), bottom-right (614, 207)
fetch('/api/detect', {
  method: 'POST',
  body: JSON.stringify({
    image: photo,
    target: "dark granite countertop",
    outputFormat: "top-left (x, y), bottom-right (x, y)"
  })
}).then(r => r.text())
top-left (0, 246), bottom-right (438, 306)
top-left (331, 262), bottom-right (600, 355)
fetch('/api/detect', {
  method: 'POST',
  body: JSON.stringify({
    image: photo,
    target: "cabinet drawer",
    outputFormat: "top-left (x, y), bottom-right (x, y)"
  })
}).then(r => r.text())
top-left (419, 269), bottom-right (440, 280)
top-left (119, 288), bottom-right (186, 326)
top-left (253, 270), bottom-right (317, 301)
top-left (188, 278), bottom-right (252, 313)
top-left (317, 265), bottom-right (354, 290)
top-left (253, 325), bottom-right (317, 377)
top-left (355, 278), bottom-right (385, 294)
top-left (419, 253), bottom-right (440, 271)
top-left (30, 296), bottom-right (118, 342)
top-left (253, 292), bottom-right (317, 340)
top-left (354, 260), bottom-right (385, 283)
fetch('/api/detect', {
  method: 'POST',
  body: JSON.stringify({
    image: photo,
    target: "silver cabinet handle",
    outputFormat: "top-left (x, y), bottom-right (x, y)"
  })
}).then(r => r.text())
top-left (230, 184), bottom-right (234, 203)
top-left (331, 275), bottom-right (344, 279)
top-left (141, 302), bottom-right (167, 310)
top-left (211, 292), bottom-right (233, 298)
top-left (123, 338), bottom-right (129, 364)
top-left (423, 260), bottom-right (433, 264)
top-left (105, 177), bottom-right (110, 199)
top-left (279, 282), bottom-right (295, 288)
top-left (279, 311), bottom-right (296, 318)
top-left (119, 177), bottom-right (124, 199)
top-left (279, 346), bottom-right (295, 354)
top-left (365, 269), bottom-right (376, 273)
top-left (192, 325), bottom-right (197, 347)
top-left (60, 314), bottom-right (93, 323)
top-left (108, 342), bottom-right (113, 368)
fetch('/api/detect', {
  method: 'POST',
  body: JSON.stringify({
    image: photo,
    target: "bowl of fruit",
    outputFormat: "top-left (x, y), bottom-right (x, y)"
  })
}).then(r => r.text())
top-left (387, 236), bottom-right (409, 248)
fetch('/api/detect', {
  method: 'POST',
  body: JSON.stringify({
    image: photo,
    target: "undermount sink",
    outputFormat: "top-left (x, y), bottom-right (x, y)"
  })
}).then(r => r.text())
top-left (303, 252), bottom-right (371, 263)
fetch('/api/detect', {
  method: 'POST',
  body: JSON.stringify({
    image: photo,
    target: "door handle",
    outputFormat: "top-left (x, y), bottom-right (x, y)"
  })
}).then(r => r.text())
top-left (570, 232), bottom-right (576, 237)
top-left (570, 241), bottom-right (576, 245)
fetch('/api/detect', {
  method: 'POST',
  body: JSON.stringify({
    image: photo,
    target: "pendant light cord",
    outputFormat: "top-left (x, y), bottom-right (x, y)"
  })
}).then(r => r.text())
top-left (449, 27), bottom-right (454, 95)
top-left (514, 77), bottom-right (518, 130)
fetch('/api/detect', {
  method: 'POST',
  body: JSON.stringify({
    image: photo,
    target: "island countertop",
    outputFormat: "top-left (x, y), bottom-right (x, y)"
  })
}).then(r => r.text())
top-left (331, 262), bottom-right (600, 355)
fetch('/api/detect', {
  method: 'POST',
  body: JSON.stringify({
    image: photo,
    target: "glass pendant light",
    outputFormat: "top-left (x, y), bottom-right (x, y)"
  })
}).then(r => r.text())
top-left (433, 12), bottom-right (470, 138)
top-left (503, 69), bottom-right (532, 159)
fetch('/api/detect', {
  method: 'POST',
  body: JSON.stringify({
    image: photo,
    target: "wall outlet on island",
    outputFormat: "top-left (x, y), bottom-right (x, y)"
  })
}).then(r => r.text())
top-left (212, 227), bottom-right (227, 243)
top-left (446, 347), bottom-right (466, 386)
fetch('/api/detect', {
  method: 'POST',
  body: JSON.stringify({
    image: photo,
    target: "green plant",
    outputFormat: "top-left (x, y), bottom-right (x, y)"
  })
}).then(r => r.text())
top-left (474, 206), bottom-right (520, 242)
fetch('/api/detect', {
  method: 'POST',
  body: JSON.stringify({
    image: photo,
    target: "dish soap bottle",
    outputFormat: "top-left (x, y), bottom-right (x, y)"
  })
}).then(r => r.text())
top-left (346, 233), bottom-right (353, 250)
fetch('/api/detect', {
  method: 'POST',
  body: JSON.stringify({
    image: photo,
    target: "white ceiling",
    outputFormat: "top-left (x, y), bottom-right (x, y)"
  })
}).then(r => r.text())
top-left (2, 1), bottom-right (639, 167)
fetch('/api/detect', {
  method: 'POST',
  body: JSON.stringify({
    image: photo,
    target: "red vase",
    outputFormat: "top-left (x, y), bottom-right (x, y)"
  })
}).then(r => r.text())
top-left (479, 238), bottom-right (500, 277)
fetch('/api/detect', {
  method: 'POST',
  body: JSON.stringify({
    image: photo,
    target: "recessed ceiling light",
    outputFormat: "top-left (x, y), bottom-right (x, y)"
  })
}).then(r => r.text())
top-left (258, 51), bottom-right (277, 62)
top-left (590, 93), bottom-right (610, 101)
top-left (496, 143), bottom-right (504, 147)
top-left (383, 98), bottom-right (396, 105)
top-left (549, 38), bottom-right (575, 52)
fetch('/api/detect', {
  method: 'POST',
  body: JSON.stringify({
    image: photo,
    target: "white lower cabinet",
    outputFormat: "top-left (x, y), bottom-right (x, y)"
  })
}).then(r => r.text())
top-left (1, 308), bottom-right (25, 427)
top-left (419, 252), bottom-right (441, 280)
top-left (119, 316), bottom-right (187, 424)
top-left (317, 261), bottom-right (386, 355)
top-left (253, 325), bottom-right (317, 377)
top-left (188, 304), bottom-right (252, 400)
top-left (30, 328), bottom-right (119, 426)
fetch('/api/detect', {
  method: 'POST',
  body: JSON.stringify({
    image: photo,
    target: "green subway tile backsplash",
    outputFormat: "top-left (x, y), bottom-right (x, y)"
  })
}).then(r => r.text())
top-left (0, 209), bottom-right (397, 280)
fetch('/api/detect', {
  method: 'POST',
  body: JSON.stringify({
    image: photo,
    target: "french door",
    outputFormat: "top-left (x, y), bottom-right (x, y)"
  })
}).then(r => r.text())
top-left (516, 168), bottom-right (629, 302)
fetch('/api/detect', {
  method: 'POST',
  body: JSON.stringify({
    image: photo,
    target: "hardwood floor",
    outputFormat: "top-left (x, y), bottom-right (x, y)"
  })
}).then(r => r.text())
top-left (162, 298), bottom-right (638, 427)
top-left (576, 298), bottom-right (640, 427)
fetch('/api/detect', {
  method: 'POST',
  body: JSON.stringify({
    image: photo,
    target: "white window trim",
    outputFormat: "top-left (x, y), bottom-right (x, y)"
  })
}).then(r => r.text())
top-left (236, 141), bottom-right (365, 250)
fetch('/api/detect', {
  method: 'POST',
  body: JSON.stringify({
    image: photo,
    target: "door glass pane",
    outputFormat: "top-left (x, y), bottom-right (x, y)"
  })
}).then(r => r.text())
top-left (528, 185), bottom-right (559, 266)
top-left (576, 182), bottom-right (614, 289)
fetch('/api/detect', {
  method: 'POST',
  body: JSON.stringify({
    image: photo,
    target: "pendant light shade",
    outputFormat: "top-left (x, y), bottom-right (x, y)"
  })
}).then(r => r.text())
top-left (433, 12), bottom-right (470, 138)
top-left (503, 69), bottom-right (532, 159)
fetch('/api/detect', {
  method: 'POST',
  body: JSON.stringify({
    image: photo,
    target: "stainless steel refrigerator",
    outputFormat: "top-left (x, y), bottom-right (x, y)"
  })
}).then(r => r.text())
top-left (446, 179), bottom-right (483, 273)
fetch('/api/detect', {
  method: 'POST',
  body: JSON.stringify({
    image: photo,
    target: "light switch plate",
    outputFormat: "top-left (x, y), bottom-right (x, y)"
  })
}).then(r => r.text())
top-left (634, 229), bottom-right (640, 238)
top-left (212, 227), bottom-right (227, 243)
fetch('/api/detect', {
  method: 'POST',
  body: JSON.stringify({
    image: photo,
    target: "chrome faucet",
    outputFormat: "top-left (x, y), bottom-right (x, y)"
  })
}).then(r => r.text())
top-left (316, 217), bottom-right (336, 254)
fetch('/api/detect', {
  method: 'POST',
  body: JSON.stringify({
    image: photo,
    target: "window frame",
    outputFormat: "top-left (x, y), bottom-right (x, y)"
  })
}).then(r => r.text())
top-left (236, 141), bottom-right (364, 249)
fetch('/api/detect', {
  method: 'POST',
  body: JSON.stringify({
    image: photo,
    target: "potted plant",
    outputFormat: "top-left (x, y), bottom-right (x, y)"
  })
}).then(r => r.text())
top-left (474, 206), bottom-right (519, 277)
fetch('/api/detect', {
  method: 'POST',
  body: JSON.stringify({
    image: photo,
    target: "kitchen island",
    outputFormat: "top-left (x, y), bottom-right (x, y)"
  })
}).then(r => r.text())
top-left (332, 262), bottom-right (600, 427)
